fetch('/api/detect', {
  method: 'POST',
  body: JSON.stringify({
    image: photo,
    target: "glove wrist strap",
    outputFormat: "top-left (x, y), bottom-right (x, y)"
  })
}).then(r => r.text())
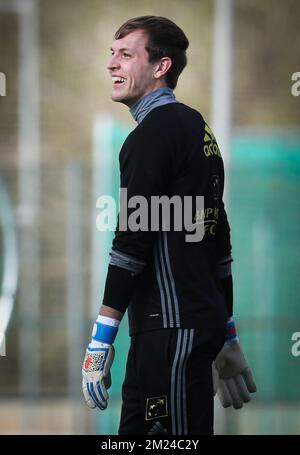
top-left (91, 315), bottom-right (120, 345)
top-left (225, 317), bottom-right (238, 344)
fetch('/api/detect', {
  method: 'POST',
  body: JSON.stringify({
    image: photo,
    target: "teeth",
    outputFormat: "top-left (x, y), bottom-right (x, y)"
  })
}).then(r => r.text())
top-left (112, 76), bottom-right (125, 83)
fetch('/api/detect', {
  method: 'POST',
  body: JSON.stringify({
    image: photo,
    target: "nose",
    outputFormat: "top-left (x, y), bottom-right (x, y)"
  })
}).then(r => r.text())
top-left (107, 54), bottom-right (120, 71)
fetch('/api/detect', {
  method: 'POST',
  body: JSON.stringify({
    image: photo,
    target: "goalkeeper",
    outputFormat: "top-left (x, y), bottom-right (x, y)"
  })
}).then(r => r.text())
top-left (82, 15), bottom-right (256, 435)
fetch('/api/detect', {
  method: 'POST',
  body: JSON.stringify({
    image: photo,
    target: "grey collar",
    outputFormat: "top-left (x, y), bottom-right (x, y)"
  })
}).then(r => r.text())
top-left (129, 87), bottom-right (177, 124)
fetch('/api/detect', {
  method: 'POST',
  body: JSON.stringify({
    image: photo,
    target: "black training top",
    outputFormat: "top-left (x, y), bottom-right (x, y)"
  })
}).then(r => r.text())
top-left (103, 102), bottom-right (232, 335)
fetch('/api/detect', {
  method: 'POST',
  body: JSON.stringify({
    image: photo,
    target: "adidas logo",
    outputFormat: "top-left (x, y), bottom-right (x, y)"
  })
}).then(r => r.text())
top-left (148, 421), bottom-right (168, 434)
top-left (203, 124), bottom-right (222, 158)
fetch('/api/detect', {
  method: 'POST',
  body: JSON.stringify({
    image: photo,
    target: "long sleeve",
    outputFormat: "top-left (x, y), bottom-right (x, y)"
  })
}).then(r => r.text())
top-left (112, 126), bottom-right (173, 261)
top-left (102, 123), bottom-right (174, 313)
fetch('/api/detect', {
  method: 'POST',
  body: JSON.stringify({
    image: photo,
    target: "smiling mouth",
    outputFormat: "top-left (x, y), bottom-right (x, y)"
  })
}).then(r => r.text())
top-left (112, 76), bottom-right (126, 85)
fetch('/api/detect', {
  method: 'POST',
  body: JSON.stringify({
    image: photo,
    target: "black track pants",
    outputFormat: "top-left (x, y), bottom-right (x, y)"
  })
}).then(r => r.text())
top-left (118, 327), bottom-right (225, 435)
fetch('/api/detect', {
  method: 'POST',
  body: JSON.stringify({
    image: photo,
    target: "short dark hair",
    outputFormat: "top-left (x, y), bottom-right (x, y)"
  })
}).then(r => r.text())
top-left (114, 16), bottom-right (189, 89)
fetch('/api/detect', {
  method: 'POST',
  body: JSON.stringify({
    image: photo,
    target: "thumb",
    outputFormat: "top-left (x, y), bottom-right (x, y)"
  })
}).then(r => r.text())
top-left (103, 345), bottom-right (115, 377)
top-left (104, 370), bottom-right (112, 389)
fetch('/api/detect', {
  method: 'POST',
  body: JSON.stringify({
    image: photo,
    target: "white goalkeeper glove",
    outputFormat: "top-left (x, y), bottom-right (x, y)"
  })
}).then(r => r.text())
top-left (82, 315), bottom-right (120, 410)
top-left (213, 318), bottom-right (256, 409)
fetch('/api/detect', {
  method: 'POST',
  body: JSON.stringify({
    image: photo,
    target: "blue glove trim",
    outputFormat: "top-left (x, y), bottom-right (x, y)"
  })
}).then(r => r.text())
top-left (92, 322), bottom-right (118, 344)
top-left (88, 382), bottom-right (105, 410)
top-left (225, 318), bottom-right (238, 343)
top-left (96, 380), bottom-right (106, 403)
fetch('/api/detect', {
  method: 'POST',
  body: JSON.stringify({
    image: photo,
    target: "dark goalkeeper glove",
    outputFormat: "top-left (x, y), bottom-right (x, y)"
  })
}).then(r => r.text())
top-left (213, 318), bottom-right (256, 409)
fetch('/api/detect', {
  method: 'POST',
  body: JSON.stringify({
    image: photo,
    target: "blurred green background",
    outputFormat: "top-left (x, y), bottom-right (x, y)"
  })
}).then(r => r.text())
top-left (0, 0), bottom-right (300, 435)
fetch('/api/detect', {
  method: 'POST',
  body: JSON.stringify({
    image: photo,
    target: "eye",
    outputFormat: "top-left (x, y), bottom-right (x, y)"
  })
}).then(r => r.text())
top-left (123, 53), bottom-right (131, 58)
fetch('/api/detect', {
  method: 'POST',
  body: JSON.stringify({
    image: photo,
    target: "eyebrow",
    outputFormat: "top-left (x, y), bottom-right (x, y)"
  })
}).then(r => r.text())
top-left (110, 47), bottom-right (133, 53)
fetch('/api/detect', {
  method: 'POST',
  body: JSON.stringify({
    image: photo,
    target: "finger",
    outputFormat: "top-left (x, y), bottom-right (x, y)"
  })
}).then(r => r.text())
top-left (242, 368), bottom-right (257, 393)
top-left (226, 377), bottom-right (243, 409)
top-left (88, 382), bottom-right (106, 410)
top-left (88, 382), bottom-right (107, 410)
top-left (97, 378), bottom-right (109, 403)
top-left (234, 375), bottom-right (251, 403)
top-left (217, 379), bottom-right (233, 408)
top-left (82, 379), bottom-right (96, 409)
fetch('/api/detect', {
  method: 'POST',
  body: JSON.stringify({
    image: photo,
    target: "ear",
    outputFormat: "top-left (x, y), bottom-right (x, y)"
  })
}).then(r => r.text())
top-left (154, 57), bottom-right (172, 80)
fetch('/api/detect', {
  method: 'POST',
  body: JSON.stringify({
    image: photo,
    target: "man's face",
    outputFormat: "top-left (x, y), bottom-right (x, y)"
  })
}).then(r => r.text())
top-left (107, 29), bottom-right (163, 107)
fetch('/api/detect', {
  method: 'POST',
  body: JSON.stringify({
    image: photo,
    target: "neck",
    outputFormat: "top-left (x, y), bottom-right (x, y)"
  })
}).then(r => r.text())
top-left (129, 87), bottom-right (177, 124)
